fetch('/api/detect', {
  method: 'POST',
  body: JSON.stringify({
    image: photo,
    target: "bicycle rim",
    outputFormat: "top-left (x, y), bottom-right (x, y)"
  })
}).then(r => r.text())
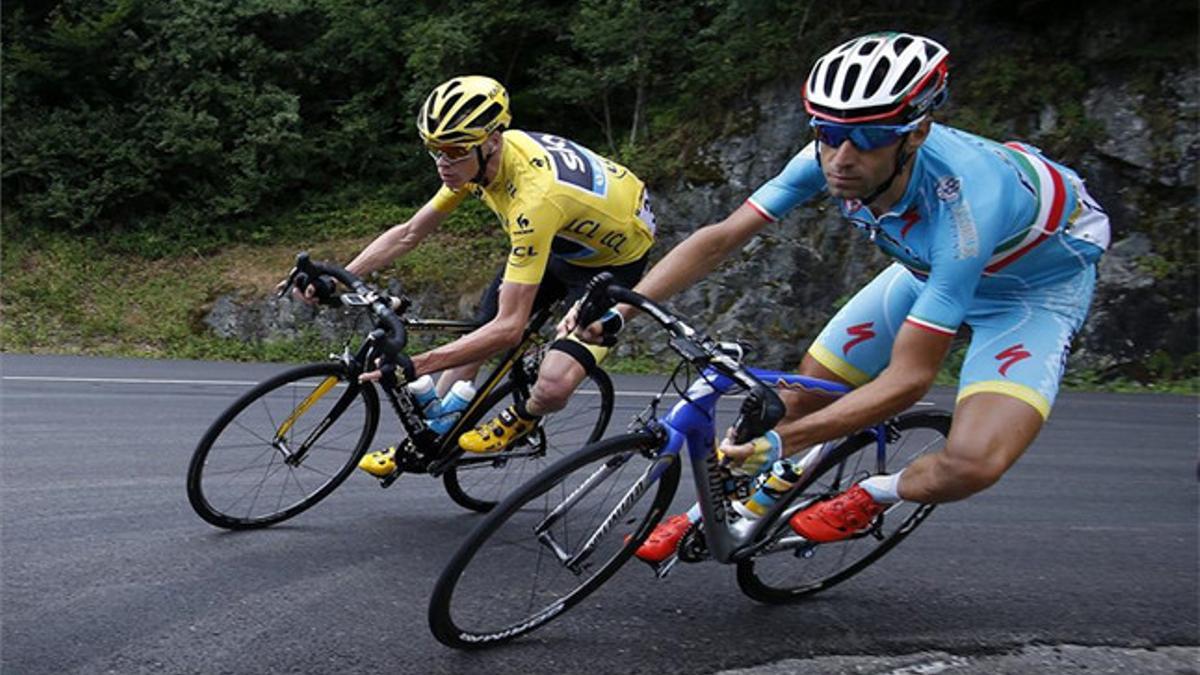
top-left (187, 362), bottom-right (379, 529)
top-left (736, 410), bottom-right (951, 603)
top-left (442, 369), bottom-right (615, 512)
top-left (429, 432), bottom-right (677, 648)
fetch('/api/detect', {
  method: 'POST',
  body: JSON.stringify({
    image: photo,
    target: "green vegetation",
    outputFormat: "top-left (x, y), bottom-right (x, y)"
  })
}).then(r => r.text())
top-left (3, 0), bottom-right (1196, 394)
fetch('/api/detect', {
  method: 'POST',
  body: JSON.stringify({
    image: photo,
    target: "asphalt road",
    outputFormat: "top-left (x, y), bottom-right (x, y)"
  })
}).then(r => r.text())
top-left (2, 354), bottom-right (1196, 675)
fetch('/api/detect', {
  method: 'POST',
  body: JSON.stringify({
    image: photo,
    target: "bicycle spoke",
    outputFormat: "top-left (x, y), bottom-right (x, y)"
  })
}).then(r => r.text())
top-left (188, 364), bottom-right (378, 529)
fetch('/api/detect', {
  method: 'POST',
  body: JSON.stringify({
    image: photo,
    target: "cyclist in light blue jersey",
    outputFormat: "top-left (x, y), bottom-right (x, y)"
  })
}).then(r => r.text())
top-left (567, 32), bottom-right (1110, 562)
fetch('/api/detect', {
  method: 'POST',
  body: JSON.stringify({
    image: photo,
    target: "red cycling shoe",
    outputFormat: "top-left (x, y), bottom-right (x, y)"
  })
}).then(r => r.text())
top-left (789, 485), bottom-right (885, 543)
top-left (635, 513), bottom-right (693, 563)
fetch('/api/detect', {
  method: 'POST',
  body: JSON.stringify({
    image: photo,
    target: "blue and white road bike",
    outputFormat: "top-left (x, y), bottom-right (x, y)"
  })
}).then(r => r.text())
top-left (429, 275), bottom-right (952, 648)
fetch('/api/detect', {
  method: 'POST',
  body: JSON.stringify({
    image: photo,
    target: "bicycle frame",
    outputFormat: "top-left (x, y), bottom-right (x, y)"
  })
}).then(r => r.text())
top-left (306, 303), bottom-right (559, 483)
top-left (637, 365), bottom-right (902, 566)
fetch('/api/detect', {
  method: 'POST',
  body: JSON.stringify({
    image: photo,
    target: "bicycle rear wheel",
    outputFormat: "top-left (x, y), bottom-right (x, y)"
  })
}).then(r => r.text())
top-left (442, 368), bottom-right (615, 512)
top-left (736, 410), bottom-right (951, 603)
top-left (187, 362), bottom-right (379, 530)
top-left (429, 431), bottom-right (679, 649)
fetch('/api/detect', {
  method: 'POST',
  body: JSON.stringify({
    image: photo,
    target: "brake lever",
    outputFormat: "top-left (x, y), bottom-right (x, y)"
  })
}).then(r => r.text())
top-left (277, 266), bottom-right (300, 299)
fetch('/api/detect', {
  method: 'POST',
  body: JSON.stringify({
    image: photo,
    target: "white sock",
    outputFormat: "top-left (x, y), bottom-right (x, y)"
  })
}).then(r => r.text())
top-left (859, 470), bottom-right (904, 505)
top-left (686, 503), bottom-right (702, 522)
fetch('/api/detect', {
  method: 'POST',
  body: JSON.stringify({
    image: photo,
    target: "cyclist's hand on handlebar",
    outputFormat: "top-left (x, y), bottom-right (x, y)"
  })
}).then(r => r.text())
top-left (358, 354), bottom-right (415, 388)
top-left (718, 428), bottom-right (782, 476)
top-left (557, 301), bottom-right (624, 345)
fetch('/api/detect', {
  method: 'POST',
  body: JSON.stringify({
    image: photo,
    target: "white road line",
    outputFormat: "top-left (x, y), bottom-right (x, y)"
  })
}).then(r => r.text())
top-left (1, 374), bottom-right (938, 405)
top-left (0, 375), bottom-right (667, 397)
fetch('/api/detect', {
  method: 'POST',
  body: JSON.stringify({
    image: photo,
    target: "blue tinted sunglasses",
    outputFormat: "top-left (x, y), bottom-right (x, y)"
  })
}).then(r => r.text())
top-left (810, 119), bottom-right (920, 151)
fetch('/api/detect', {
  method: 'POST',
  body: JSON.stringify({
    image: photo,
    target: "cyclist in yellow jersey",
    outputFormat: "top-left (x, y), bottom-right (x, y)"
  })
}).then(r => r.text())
top-left (297, 76), bottom-right (656, 470)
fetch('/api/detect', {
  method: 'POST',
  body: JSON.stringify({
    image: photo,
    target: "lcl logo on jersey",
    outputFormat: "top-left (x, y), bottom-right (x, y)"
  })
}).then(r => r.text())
top-left (843, 322), bottom-right (876, 355)
top-left (996, 343), bottom-right (1032, 376)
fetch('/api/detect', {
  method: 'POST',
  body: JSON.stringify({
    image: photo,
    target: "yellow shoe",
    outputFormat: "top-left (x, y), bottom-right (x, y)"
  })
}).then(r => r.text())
top-left (358, 446), bottom-right (396, 477)
top-left (458, 405), bottom-right (538, 454)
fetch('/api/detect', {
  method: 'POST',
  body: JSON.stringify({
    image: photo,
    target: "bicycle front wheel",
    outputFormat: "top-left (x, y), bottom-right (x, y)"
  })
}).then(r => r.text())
top-left (736, 410), bottom-right (951, 603)
top-left (187, 362), bottom-right (379, 530)
top-left (429, 431), bottom-right (679, 649)
top-left (442, 368), bottom-right (615, 512)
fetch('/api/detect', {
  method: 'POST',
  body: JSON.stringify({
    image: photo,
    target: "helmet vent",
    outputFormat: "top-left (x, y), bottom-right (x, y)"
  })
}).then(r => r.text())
top-left (467, 102), bottom-right (503, 131)
top-left (446, 93), bottom-right (486, 129)
top-left (894, 36), bottom-right (913, 52)
top-left (924, 42), bottom-right (940, 58)
top-left (841, 64), bottom-right (861, 101)
top-left (865, 58), bottom-right (889, 98)
top-left (892, 61), bottom-right (921, 96)
top-left (824, 56), bottom-right (843, 97)
top-left (859, 39), bottom-right (878, 55)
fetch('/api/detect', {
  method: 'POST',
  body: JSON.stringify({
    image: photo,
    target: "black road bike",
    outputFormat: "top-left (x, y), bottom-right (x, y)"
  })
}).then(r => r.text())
top-left (186, 253), bottom-right (614, 529)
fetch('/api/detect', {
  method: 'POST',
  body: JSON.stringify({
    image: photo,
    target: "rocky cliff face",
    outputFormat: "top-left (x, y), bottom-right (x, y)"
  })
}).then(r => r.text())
top-left (614, 64), bottom-right (1199, 377)
top-left (206, 40), bottom-right (1198, 381)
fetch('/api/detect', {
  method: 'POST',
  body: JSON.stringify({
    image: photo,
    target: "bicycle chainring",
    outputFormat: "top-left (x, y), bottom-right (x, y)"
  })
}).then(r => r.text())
top-left (677, 521), bottom-right (710, 563)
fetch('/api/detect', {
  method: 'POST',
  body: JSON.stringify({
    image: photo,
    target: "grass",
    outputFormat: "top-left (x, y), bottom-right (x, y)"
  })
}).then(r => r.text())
top-left (2, 207), bottom-right (1195, 396)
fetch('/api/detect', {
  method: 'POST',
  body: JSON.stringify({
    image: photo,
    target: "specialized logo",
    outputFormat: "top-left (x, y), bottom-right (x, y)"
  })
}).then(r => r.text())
top-left (995, 343), bottom-right (1032, 376)
top-left (843, 322), bottom-right (876, 355)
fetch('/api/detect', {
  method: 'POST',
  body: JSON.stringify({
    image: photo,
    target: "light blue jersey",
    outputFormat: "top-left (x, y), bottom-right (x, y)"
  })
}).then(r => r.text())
top-left (747, 124), bottom-right (1110, 418)
top-left (747, 124), bottom-right (1109, 336)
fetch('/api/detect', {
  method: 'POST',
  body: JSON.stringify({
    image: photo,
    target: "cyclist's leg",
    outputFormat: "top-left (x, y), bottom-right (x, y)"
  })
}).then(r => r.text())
top-left (437, 267), bottom-right (564, 394)
top-left (456, 266), bottom-right (571, 453)
top-left (783, 263), bottom-right (921, 427)
top-left (897, 265), bottom-right (1098, 503)
top-left (526, 255), bottom-right (648, 415)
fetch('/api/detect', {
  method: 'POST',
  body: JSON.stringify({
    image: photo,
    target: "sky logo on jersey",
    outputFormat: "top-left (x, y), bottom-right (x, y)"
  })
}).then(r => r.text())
top-left (530, 132), bottom-right (608, 197)
top-left (996, 343), bottom-right (1032, 376)
top-left (843, 322), bottom-right (876, 355)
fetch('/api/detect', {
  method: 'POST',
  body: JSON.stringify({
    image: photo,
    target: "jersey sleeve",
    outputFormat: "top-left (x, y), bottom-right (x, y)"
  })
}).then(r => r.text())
top-left (429, 185), bottom-right (470, 213)
top-left (502, 197), bottom-right (563, 285)
top-left (745, 142), bottom-right (826, 222)
top-left (905, 178), bottom-right (1015, 336)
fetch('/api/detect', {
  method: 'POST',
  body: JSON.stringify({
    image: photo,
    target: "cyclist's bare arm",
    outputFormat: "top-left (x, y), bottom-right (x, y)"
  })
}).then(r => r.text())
top-left (565, 203), bottom-right (770, 338)
top-left (409, 280), bottom-right (539, 377)
top-left (724, 323), bottom-right (953, 460)
top-left (346, 201), bottom-right (448, 277)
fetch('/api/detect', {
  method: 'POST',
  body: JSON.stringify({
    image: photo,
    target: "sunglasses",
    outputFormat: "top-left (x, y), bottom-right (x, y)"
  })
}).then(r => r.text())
top-left (810, 119), bottom-right (921, 151)
top-left (426, 144), bottom-right (475, 163)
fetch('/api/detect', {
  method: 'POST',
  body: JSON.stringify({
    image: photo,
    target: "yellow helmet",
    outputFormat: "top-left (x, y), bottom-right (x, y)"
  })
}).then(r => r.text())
top-left (416, 76), bottom-right (512, 148)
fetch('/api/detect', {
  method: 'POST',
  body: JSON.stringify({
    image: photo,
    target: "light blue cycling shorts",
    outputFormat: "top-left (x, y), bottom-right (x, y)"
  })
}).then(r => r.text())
top-left (808, 262), bottom-right (1097, 419)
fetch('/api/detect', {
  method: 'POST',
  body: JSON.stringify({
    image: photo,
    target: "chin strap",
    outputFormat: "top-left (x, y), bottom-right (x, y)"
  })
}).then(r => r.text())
top-left (861, 138), bottom-right (913, 206)
top-left (471, 145), bottom-right (493, 187)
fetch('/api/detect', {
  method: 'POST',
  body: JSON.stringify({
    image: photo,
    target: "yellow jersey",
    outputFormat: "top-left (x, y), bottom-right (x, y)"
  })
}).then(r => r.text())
top-left (429, 130), bottom-right (655, 285)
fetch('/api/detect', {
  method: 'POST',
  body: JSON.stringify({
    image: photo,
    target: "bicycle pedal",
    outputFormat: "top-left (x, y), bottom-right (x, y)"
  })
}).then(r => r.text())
top-left (379, 468), bottom-right (403, 488)
top-left (651, 555), bottom-right (679, 579)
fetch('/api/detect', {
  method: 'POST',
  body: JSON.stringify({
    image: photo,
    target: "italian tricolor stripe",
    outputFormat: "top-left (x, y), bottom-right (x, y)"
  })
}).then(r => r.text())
top-left (745, 198), bottom-right (778, 223)
top-left (905, 315), bottom-right (957, 336)
top-left (984, 144), bottom-right (1070, 273)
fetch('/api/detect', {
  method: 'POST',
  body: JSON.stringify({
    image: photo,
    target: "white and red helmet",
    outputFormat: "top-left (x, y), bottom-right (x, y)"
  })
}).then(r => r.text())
top-left (804, 32), bottom-right (949, 124)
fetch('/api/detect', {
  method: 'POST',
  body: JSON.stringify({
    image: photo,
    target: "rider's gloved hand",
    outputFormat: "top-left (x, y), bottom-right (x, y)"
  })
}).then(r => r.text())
top-left (718, 429), bottom-right (782, 477)
top-left (557, 303), bottom-right (625, 346)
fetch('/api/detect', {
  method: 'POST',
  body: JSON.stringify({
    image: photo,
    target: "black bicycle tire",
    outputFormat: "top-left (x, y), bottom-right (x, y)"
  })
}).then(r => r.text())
top-left (736, 410), bottom-right (952, 603)
top-left (187, 362), bottom-right (379, 530)
top-left (429, 431), bottom-right (678, 649)
top-left (442, 368), bottom-right (616, 512)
